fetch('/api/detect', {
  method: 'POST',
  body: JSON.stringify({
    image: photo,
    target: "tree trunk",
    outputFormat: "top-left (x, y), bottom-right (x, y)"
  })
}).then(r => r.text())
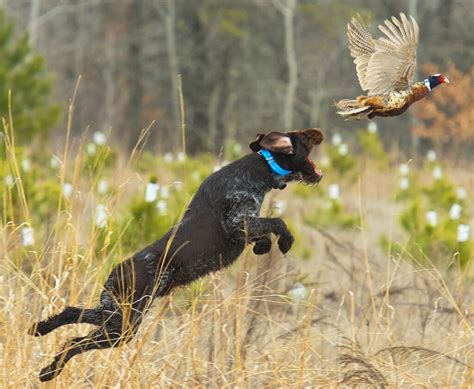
top-left (160, 0), bottom-right (181, 149)
top-left (125, 1), bottom-right (144, 147)
top-left (104, 35), bottom-right (116, 130)
top-left (274, 0), bottom-right (298, 130)
top-left (409, 0), bottom-right (420, 155)
top-left (28, 0), bottom-right (40, 48)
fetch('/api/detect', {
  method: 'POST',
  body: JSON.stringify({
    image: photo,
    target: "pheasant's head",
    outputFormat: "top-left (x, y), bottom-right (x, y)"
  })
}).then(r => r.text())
top-left (425, 73), bottom-right (450, 91)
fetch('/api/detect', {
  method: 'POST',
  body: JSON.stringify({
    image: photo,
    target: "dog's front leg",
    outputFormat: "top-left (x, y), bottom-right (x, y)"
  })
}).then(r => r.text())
top-left (245, 217), bottom-right (294, 254)
top-left (252, 235), bottom-right (272, 255)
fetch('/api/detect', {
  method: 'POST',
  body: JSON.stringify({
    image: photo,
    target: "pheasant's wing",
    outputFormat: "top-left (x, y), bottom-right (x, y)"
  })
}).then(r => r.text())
top-left (364, 13), bottom-right (419, 96)
top-left (347, 14), bottom-right (376, 92)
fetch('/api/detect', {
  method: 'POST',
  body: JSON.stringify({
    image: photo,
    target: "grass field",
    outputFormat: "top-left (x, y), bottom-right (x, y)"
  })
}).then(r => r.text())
top-left (1, 120), bottom-right (473, 387)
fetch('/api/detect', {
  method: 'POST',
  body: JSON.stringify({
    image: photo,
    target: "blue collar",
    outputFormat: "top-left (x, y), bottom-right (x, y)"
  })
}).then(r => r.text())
top-left (257, 149), bottom-right (292, 176)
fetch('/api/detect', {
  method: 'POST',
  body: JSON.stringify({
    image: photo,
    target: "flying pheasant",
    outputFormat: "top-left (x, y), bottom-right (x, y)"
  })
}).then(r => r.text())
top-left (335, 12), bottom-right (449, 120)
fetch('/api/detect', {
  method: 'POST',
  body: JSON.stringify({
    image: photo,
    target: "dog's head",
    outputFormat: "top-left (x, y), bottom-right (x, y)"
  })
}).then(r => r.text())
top-left (249, 128), bottom-right (324, 185)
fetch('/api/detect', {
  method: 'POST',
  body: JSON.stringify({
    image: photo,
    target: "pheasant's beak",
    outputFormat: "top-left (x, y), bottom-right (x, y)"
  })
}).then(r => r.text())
top-left (443, 76), bottom-right (450, 84)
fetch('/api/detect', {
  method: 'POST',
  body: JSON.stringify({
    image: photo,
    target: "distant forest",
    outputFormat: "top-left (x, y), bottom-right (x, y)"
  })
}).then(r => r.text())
top-left (3, 0), bottom-right (473, 155)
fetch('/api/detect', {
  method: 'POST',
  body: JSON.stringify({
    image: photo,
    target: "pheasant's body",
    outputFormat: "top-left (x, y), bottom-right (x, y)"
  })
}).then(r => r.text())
top-left (335, 13), bottom-right (448, 120)
top-left (336, 81), bottom-right (430, 120)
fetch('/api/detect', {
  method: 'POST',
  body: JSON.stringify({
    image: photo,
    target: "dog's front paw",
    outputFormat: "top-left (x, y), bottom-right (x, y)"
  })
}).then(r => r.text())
top-left (253, 236), bottom-right (272, 255)
top-left (278, 233), bottom-right (294, 254)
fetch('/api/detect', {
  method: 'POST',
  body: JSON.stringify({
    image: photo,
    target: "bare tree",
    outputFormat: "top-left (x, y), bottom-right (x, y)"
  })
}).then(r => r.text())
top-left (155, 0), bottom-right (180, 148)
top-left (274, 0), bottom-right (298, 130)
top-left (28, 0), bottom-right (40, 48)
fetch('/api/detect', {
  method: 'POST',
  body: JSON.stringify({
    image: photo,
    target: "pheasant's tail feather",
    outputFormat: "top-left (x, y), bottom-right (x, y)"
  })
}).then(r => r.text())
top-left (335, 99), bottom-right (372, 120)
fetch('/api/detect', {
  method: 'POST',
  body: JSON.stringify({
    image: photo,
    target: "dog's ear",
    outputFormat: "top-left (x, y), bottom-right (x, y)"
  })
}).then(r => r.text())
top-left (302, 128), bottom-right (323, 146)
top-left (249, 133), bottom-right (266, 152)
top-left (249, 132), bottom-right (294, 154)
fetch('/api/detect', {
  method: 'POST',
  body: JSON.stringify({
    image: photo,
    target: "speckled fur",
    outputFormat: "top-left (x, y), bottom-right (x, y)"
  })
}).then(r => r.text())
top-left (29, 129), bottom-right (323, 382)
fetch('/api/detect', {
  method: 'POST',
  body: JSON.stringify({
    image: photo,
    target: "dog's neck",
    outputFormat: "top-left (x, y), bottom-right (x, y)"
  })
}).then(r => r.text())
top-left (257, 149), bottom-right (292, 177)
top-left (248, 153), bottom-right (296, 191)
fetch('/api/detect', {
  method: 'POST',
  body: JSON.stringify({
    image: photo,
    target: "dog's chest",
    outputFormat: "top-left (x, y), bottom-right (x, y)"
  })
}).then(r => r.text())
top-left (223, 189), bottom-right (265, 228)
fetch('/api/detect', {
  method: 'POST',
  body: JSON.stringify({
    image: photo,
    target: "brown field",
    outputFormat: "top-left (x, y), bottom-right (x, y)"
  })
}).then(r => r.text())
top-left (1, 139), bottom-right (473, 388)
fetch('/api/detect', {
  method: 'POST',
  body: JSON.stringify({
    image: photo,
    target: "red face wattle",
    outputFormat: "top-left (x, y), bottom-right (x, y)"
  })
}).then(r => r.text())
top-left (437, 74), bottom-right (449, 84)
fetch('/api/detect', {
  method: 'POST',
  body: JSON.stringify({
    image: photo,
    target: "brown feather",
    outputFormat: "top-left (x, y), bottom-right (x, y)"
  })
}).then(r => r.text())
top-left (346, 13), bottom-right (419, 96)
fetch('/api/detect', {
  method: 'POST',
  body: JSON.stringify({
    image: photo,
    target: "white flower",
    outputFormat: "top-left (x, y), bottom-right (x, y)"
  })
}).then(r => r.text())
top-left (62, 183), bottom-right (73, 198)
top-left (425, 211), bottom-right (438, 227)
top-left (457, 224), bottom-right (470, 242)
top-left (50, 155), bottom-right (61, 169)
top-left (331, 133), bottom-right (342, 146)
top-left (399, 177), bottom-right (409, 190)
top-left (432, 166), bottom-right (442, 180)
top-left (157, 200), bottom-right (167, 215)
top-left (399, 163), bottom-right (409, 176)
top-left (177, 152), bottom-right (186, 162)
top-left (97, 179), bottom-right (108, 194)
top-left (93, 131), bottom-right (107, 145)
top-left (427, 150), bottom-right (437, 162)
top-left (22, 226), bottom-right (35, 247)
top-left (368, 122), bottom-right (378, 133)
top-left (274, 200), bottom-right (287, 215)
top-left (4, 174), bottom-right (14, 188)
top-left (328, 184), bottom-right (340, 200)
top-left (145, 182), bottom-right (159, 202)
top-left (338, 143), bottom-right (348, 156)
top-left (163, 153), bottom-right (173, 164)
top-left (22, 159), bottom-right (31, 172)
top-left (86, 143), bottom-right (97, 156)
top-left (449, 204), bottom-right (462, 220)
top-left (287, 283), bottom-right (308, 302)
top-left (95, 204), bottom-right (107, 228)
top-left (456, 187), bottom-right (466, 200)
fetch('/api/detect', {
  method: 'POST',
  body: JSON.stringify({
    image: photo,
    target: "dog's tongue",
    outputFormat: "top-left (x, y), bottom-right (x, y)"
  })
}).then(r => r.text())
top-left (308, 159), bottom-right (322, 177)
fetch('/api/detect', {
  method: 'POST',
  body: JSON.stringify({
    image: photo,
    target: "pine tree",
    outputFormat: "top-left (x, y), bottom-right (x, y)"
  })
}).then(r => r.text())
top-left (0, 9), bottom-right (60, 142)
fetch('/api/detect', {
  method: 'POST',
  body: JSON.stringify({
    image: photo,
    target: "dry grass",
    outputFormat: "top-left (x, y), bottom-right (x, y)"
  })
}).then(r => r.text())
top-left (1, 100), bottom-right (473, 388)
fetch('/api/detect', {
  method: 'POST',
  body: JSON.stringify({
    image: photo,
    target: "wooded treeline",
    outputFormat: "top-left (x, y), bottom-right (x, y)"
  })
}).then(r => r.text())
top-left (3, 0), bottom-right (472, 154)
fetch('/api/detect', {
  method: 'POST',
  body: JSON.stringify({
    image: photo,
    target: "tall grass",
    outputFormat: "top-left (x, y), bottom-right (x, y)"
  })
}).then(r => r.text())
top-left (1, 96), bottom-right (473, 387)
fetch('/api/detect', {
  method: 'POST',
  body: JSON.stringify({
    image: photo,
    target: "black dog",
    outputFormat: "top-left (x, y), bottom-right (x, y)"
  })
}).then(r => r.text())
top-left (29, 128), bottom-right (324, 381)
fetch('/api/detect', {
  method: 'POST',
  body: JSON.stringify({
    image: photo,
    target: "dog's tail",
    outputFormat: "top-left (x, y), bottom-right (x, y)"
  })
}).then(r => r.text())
top-left (335, 99), bottom-right (372, 120)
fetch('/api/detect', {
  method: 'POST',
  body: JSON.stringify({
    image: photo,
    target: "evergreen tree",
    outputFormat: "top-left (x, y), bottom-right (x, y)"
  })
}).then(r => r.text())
top-left (0, 9), bottom-right (60, 142)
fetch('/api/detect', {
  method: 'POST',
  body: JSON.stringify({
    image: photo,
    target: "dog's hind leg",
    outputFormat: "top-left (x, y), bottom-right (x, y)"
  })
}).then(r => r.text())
top-left (37, 294), bottom-right (152, 381)
top-left (38, 324), bottom-right (134, 382)
top-left (28, 306), bottom-right (105, 337)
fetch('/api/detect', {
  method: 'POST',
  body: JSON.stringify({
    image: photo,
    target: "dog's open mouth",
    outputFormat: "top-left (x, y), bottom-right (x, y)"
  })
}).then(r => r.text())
top-left (302, 157), bottom-right (323, 184)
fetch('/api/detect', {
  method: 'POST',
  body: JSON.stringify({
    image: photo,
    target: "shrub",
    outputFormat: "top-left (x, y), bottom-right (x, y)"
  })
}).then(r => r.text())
top-left (0, 9), bottom-right (60, 143)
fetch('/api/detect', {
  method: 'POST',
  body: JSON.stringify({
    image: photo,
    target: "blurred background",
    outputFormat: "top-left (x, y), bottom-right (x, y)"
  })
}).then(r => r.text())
top-left (1, 0), bottom-right (472, 157)
top-left (1, 2), bottom-right (473, 386)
